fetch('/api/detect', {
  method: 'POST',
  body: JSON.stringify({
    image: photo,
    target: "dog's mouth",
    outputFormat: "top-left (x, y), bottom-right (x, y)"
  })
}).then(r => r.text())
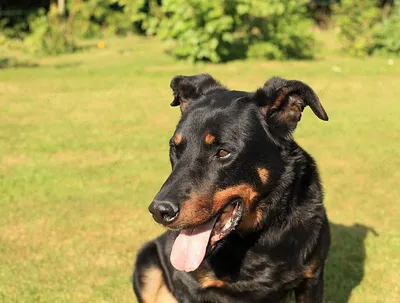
top-left (209, 201), bottom-right (243, 247)
top-left (170, 201), bottom-right (243, 272)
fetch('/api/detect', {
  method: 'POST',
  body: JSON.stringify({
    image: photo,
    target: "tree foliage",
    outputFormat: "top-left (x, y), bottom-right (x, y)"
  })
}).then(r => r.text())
top-left (334, 0), bottom-right (400, 56)
top-left (137, 0), bottom-right (316, 62)
top-left (23, 5), bottom-right (76, 55)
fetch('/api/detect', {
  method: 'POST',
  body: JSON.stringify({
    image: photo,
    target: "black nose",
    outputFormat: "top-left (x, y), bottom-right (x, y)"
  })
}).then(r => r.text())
top-left (148, 200), bottom-right (179, 225)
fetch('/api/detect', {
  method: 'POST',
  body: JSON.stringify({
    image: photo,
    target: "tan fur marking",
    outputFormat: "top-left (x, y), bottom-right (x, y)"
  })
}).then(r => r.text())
top-left (276, 94), bottom-right (303, 124)
top-left (214, 184), bottom-right (262, 231)
top-left (200, 276), bottom-right (226, 288)
top-left (157, 284), bottom-right (177, 303)
top-left (142, 266), bottom-right (177, 303)
top-left (174, 133), bottom-right (182, 145)
top-left (257, 167), bottom-right (269, 184)
top-left (212, 184), bottom-right (258, 213)
top-left (303, 260), bottom-right (318, 278)
top-left (196, 268), bottom-right (227, 289)
top-left (271, 87), bottom-right (290, 109)
top-left (238, 203), bottom-right (264, 231)
top-left (168, 194), bottom-right (210, 229)
top-left (204, 133), bottom-right (216, 145)
top-left (170, 184), bottom-right (258, 229)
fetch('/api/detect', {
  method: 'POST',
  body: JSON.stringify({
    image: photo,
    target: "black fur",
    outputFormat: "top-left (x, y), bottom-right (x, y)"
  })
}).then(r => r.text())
top-left (133, 74), bottom-right (331, 303)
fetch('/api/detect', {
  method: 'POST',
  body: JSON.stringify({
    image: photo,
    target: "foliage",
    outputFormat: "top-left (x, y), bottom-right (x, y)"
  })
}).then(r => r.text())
top-left (308, 0), bottom-right (340, 28)
top-left (148, 0), bottom-right (235, 63)
top-left (139, 0), bottom-right (316, 63)
top-left (120, 0), bottom-right (163, 34)
top-left (69, 0), bottom-right (133, 38)
top-left (373, 4), bottom-right (400, 56)
top-left (0, 18), bottom-right (30, 40)
top-left (334, 0), bottom-right (400, 57)
top-left (242, 1), bottom-right (316, 60)
top-left (334, 0), bottom-right (382, 56)
top-left (23, 5), bottom-right (76, 56)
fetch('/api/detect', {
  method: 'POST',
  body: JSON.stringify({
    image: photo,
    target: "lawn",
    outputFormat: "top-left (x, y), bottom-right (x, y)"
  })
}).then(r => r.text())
top-left (0, 34), bottom-right (399, 303)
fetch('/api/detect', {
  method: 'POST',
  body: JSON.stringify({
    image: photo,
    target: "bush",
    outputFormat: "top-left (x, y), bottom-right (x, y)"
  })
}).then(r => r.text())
top-left (0, 18), bottom-right (30, 40)
top-left (242, 1), bottom-right (316, 60)
top-left (70, 0), bottom-right (133, 39)
top-left (23, 5), bottom-right (76, 56)
top-left (121, 0), bottom-right (163, 35)
top-left (335, 0), bottom-right (400, 57)
top-left (140, 0), bottom-right (316, 63)
top-left (308, 0), bottom-right (340, 29)
top-left (334, 0), bottom-right (380, 57)
top-left (373, 4), bottom-right (400, 56)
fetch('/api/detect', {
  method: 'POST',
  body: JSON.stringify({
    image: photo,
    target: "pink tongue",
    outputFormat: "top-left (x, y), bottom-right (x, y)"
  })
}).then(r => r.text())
top-left (170, 217), bottom-right (217, 272)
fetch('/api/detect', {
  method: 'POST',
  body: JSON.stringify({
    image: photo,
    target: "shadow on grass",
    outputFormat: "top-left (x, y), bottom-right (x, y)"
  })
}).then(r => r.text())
top-left (52, 61), bottom-right (82, 69)
top-left (0, 57), bottom-right (39, 69)
top-left (324, 222), bottom-right (377, 303)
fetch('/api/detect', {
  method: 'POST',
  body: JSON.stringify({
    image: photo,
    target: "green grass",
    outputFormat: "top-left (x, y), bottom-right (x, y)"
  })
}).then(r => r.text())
top-left (0, 34), bottom-right (399, 303)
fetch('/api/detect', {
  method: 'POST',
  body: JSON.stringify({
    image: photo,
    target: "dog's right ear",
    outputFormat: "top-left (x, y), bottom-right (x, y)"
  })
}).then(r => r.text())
top-left (170, 74), bottom-right (224, 113)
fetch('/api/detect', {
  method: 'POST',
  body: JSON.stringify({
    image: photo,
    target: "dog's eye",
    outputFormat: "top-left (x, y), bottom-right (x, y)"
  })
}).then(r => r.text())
top-left (217, 149), bottom-right (231, 159)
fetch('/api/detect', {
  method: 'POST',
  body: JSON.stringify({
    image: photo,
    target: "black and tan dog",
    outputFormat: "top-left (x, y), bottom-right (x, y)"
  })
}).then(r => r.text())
top-left (132, 74), bottom-right (331, 303)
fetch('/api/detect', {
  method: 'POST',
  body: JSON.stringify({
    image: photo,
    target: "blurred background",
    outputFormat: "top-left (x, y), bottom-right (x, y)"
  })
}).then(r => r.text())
top-left (0, 0), bottom-right (399, 302)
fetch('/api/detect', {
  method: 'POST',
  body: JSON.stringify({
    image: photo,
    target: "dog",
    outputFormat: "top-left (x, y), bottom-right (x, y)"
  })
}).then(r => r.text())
top-left (132, 74), bottom-right (331, 303)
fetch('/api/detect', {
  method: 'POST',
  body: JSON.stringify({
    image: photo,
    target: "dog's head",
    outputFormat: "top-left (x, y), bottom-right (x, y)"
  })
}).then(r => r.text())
top-left (148, 74), bottom-right (328, 272)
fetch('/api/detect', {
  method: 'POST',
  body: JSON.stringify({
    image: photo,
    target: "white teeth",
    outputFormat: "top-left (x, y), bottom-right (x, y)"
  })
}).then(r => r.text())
top-left (221, 218), bottom-right (233, 232)
top-left (210, 203), bottom-right (240, 247)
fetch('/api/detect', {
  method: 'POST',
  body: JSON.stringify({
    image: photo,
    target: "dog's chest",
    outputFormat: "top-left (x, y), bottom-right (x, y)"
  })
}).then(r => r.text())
top-left (175, 253), bottom-right (298, 303)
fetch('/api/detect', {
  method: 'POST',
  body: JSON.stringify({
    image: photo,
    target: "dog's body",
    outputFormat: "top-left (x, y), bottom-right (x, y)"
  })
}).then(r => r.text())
top-left (133, 74), bottom-right (330, 303)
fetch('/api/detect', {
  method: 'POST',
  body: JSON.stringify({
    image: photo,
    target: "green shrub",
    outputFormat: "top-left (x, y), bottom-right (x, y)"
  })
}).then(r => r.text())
top-left (241, 1), bottom-right (316, 60)
top-left (0, 17), bottom-right (30, 40)
top-left (335, 0), bottom-right (400, 57)
top-left (140, 0), bottom-right (316, 63)
top-left (247, 42), bottom-right (285, 60)
top-left (144, 0), bottom-right (235, 63)
top-left (120, 0), bottom-right (163, 35)
top-left (69, 0), bottom-right (133, 38)
top-left (334, 0), bottom-right (382, 56)
top-left (373, 4), bottom-right (400, 56)
top-left (23, 5), bottom-right (76, 56)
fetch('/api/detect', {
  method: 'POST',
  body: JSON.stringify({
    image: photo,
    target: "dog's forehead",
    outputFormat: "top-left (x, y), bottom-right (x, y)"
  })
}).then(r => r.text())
top-left (206, 90), bottom-right (248, 106)
top-left (191, 90), bottom-right (249, 120)
top-left (177, 90), bottom-right (249, 136)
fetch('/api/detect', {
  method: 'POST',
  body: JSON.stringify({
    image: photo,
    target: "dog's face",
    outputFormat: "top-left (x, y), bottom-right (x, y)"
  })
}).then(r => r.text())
top-left (148, 74), bottom-right (328, 272)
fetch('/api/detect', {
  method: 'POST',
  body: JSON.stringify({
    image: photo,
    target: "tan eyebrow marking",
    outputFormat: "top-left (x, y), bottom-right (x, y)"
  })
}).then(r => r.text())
top-left (204, 133), bottom-right (215, 145)
top-left (174, 133), bottom-right (182, 145)
top-left (257, 167), bottom-right (269, 184)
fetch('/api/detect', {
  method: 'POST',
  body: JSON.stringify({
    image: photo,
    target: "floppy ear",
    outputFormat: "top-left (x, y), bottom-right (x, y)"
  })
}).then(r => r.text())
top-left (170, 74), bottom-right (225, 113)
top-left (253, 77), bottom-right (328, 138)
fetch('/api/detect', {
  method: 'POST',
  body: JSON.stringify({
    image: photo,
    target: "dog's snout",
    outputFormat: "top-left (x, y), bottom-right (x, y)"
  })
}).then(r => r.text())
top-left (149, 200), bottom-right (179, 225)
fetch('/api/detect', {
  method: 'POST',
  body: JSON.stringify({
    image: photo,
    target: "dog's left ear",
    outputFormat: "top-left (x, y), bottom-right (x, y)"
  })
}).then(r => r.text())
top-left (170, 74), bottom-right (224, 113)
top-left (253, 77), bottom-right (328, 137)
